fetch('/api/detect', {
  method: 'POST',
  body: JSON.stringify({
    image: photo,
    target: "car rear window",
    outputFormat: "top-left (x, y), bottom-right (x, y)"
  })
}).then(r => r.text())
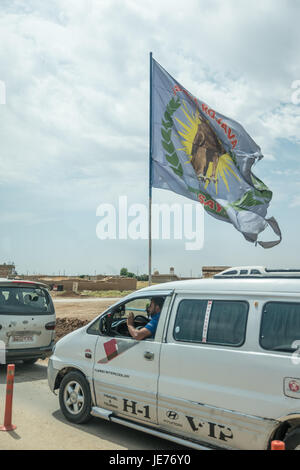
top-left (260, 302), bottom-right (300, 352)
top-left (0, 286), bottom-right (54, 315)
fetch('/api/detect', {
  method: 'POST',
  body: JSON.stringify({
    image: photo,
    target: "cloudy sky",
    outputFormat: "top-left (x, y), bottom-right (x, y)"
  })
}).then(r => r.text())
top-left (0, 0), bottom-right (299, 276)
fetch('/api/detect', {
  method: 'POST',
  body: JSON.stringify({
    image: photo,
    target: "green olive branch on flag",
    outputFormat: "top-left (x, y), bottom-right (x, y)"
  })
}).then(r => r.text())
top-left (227, 153), bottom-right (273, 210)
top-left (161, 97), bottom-right (183, 178)
top-left (228, 189), bottom-right (272, 212)
top-left (251, 174), bottom-right (273, 204)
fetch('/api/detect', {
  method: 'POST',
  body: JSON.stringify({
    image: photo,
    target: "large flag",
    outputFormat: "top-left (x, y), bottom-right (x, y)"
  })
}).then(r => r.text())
top-left (150, 58), bottom-right (281, 248)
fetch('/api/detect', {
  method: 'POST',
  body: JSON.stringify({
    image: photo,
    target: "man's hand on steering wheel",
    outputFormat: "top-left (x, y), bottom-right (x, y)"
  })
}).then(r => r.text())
top-left (127, 311), bottom-right (151, 341)
top-left (127, 312), bottom-right (135, 327)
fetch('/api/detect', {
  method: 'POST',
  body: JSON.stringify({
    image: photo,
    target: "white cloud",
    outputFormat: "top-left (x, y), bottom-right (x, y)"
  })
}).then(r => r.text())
top-left (0, 0), bottom-right (299, 191)
top-left (0, 0), bottom-right (299, 273)
top-left (290, 197), bottom-right (300, 208)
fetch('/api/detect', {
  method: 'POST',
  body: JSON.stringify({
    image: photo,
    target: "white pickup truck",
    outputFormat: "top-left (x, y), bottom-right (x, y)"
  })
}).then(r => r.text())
top-left (48, 278), bottom-right (300, 450)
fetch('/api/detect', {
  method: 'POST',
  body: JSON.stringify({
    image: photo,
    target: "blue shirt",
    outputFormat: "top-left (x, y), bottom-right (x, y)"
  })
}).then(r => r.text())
top-left (145, 313), bottom-right (160, 337)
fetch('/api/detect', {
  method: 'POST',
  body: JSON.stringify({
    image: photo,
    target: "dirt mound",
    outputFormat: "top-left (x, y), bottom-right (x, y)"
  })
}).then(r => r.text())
top-left (55, 317), bottom-right (90, 342)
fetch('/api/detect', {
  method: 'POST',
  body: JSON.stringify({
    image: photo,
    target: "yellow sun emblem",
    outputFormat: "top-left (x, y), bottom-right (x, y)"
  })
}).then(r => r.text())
top-left (175, 101), bottom-right (240, 194)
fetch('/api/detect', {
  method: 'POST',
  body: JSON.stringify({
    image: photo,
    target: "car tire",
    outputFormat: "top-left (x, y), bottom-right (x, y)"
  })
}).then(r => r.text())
top-left (59, 371), bottom-right (92, 424)
top-left (284, 427), bottom-right (300, 450)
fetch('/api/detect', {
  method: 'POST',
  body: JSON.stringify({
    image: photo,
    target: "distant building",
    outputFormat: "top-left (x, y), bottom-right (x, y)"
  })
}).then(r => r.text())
top-left (152, 267), bottom-right (180, 284)
top-left (0, 263), bottom-right (16, 278)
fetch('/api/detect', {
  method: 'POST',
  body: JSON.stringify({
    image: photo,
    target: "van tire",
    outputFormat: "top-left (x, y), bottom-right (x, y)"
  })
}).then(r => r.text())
top-left (284, 427), bottom-right (300, 450)
top-left (59, 371), bottom-right (92, 424)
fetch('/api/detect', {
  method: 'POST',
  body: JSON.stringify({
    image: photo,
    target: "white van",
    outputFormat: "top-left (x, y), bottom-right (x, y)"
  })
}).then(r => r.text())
top-left (48, 279), bottom-right (300, 450)
top-left (0, 279), bottom-right (55, 364)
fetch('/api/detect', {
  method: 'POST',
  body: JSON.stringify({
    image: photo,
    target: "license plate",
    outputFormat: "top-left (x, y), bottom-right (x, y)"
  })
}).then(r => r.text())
top-left (12, 335), bottom-right (34, 343)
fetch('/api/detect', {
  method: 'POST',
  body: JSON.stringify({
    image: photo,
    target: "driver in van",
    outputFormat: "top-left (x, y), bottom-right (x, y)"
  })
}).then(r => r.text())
top-left (127, 297), bottom-right (164, 341)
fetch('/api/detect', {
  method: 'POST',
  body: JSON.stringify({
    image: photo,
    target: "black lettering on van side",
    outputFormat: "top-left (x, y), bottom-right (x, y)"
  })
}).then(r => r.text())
top-left (185, 415), bottom-right (204, 432)
top-left (218, 425), bottom-right (233, 441)
top-left (186, 416), bottom-right (233, 442)
top-left (208, 422), bottom-right (217, 439)
top-left (123, 399), bottom-right (138, 415)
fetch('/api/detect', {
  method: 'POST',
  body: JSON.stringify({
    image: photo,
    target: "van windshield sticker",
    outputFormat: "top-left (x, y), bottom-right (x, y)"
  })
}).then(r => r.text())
top-left (202, 300), bottom-right (213, 343)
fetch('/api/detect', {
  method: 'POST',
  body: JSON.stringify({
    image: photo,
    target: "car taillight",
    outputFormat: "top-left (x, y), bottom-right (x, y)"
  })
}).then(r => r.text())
top-left (45, 321), bottom-right (56, 330)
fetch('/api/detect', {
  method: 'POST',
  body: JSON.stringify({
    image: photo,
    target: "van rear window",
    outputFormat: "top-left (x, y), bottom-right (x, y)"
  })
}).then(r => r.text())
top-left (0, 286), bottom-right (53, 315)
top-left (260, 302), bottom-right (300, 352)
top-left (174, 299), bottom-right (248, 346)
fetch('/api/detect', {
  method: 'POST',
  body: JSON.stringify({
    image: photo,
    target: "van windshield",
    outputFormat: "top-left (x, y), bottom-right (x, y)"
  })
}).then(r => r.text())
top-left (0, 286), bottom-right (54, 315)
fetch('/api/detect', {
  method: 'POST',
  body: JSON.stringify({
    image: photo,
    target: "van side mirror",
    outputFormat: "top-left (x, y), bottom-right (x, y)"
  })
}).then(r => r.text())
top-left (99, 311), bottom-right (114, 335)
top-left (112, 305), bottom-right (125, 316)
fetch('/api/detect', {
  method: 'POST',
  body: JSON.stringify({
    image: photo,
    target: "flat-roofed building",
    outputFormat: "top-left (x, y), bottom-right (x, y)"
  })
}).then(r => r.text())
top-left (0, 263), bottom-right (16, 278)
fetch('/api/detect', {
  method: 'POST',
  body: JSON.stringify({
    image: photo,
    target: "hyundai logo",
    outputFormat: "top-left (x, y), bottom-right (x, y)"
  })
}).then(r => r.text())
top-left (166, 410), bottom-right (179, 420)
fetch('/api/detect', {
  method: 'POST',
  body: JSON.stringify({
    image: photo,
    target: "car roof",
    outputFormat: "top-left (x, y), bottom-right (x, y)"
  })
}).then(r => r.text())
top-left (137, 278), bottom-right (300, 295)
top-left (0, 279), bottom-right (50, 289)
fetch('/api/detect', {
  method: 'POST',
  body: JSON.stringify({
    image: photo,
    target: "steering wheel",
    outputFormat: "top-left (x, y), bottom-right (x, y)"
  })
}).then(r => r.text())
top-left (134, 315), bottom-right (149, 322)
top-left (111, 314), bottom-right (149, 335)
top-left (111, 318), bottom-right (129, 335)
top-left (132, 314), bottom-right (148, 331)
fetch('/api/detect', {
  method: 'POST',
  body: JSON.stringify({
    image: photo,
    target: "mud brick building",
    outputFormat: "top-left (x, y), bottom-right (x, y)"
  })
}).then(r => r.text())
top-left (0, 263), bottom-right (16, 278)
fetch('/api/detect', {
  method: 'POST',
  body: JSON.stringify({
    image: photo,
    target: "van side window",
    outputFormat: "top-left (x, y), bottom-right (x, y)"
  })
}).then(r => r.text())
top-left (222, 270), bottom-right (237, 276)
top-left (174, 300), bottom-right (207, 342)
top-left (260, 302), bottom-right (300, 352)
top-left (206, 301), bottom-right (248, 345)
top-left (87, 317), bottom-right (102, 335)
top-left (240, 270), bottom-right (248, 275)
top-left (88, 297), bottom-right (165, 340)
top-left (174, 300), bottom-right (248, 346)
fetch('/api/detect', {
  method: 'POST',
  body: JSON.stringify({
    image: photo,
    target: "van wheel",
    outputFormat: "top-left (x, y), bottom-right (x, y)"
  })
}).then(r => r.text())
top-left (284, 427), bottom-right (300, 449)
top-left (59, 371), bottom-right (92, 424)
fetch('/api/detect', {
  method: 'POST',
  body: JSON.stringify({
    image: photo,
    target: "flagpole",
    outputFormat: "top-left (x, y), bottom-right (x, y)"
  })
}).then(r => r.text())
top-left (148, 52), bottom-right (153, 286)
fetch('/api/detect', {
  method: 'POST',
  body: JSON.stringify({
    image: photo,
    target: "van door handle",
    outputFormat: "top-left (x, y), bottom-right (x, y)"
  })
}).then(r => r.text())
top-left (144, 351), bottom-right (154, 361)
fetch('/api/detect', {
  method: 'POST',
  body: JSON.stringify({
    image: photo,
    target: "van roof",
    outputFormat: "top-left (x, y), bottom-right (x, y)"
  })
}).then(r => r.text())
top-left (139, 278), bottom-right (300, 295)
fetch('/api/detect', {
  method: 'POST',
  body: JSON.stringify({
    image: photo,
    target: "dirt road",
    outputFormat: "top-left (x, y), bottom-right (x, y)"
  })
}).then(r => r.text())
top-left (0, 361), bottom-right (185, 450)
